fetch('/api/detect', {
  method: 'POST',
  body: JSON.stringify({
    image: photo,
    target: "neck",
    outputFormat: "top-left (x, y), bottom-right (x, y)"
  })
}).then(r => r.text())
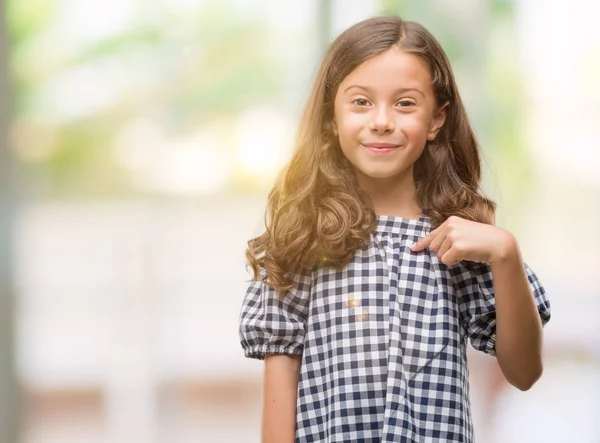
top-left (357, 169), bottom-right (422, 219)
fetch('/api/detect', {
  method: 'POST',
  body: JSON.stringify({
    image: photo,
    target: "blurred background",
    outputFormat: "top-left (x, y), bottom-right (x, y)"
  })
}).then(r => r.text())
top-left (1, 0), bottom-right (599, 442)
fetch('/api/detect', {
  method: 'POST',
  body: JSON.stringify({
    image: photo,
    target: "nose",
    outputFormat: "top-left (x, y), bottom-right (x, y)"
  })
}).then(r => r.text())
top-left (369, 105), bottom-right (395, 134)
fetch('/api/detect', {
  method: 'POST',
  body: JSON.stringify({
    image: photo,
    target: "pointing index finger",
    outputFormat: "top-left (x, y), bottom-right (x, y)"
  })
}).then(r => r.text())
top-left (410, 226), bottom-right (438, 252)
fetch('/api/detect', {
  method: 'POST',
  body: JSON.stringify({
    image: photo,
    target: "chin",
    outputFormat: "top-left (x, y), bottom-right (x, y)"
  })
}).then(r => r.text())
top-left (364, 172), bottom-right (395, 179)
top-left (356, 165), bottom-right (406, 180)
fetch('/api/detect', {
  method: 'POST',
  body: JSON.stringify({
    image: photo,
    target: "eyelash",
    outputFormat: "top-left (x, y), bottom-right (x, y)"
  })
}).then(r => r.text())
top-left (352, 98), bottom-right (370, 107)
top-left (351, 98), bottom-right (416, 107)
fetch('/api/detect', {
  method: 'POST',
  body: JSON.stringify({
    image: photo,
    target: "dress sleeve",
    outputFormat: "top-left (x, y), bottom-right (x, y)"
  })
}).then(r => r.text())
top-left (238, 269), bottom-right (312, 360)
top-left (450, 261), bottom-right (551, 357)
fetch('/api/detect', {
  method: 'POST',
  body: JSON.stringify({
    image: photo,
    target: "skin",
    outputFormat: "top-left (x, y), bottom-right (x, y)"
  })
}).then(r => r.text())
top-left (262, 354), bottom-right (301, 443)
top-left (333, 44), bottom-right (543, 390)
top-left (411, 218), bottom-right (544, 391)
top-left (261, 45), bottom-right (542, 442)
top-left (332, 46), bottom-right (447, 219)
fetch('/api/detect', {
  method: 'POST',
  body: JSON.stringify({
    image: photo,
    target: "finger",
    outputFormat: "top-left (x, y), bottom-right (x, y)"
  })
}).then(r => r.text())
top-left (428, 226), bottom-right (449, 253)
top-left (440, 248), bottom-right (463, 266)
top-left (436, 235), bottom-right (453, 260)
top-left (410, 230), bottom-right (436, 251)
top-left (411, 218), bottom-right (451, 252)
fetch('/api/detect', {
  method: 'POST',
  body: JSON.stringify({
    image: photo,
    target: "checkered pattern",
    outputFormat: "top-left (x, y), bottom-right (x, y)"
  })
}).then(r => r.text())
top-left (239, 213), bottom-right (551, 442)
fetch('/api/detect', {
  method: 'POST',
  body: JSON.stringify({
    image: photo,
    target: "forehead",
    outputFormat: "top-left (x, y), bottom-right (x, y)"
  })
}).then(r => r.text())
top-left (338, 46), bottom-right (433, 95)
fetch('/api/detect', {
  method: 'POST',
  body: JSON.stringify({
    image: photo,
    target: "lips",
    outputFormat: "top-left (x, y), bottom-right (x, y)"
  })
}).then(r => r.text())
top-left (363, 143), bottom-right (400, 149)
top-left (362, 143), bottom-right (400, 154)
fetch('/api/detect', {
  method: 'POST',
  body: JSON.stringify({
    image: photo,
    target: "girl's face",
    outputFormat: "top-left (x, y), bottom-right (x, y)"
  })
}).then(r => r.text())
top-left (333, 46), bottom-right (447, 184)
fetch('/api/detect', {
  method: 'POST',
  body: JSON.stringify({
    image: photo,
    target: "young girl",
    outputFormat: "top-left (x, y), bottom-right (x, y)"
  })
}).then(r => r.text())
top-left (239, 16), bottom-right (551, 443)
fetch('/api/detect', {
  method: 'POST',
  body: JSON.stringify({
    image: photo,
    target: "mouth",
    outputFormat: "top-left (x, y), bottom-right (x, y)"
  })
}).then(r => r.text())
top-left (362, 143), bottom-right (401, 154)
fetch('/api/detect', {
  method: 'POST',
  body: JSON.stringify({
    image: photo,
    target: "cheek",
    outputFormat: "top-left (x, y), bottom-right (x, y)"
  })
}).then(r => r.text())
top-left (336, 113), bottom-right (364, 134)
top-left (402, 115), bottom-right (431, 141)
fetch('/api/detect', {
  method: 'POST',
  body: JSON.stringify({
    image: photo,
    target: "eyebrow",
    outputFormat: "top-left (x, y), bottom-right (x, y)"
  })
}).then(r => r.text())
top-left (343, 85), bottom-right (425, 97)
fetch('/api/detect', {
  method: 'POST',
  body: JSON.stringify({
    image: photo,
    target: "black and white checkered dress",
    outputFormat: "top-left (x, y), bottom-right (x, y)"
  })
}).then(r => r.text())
top-left (239, 213), bottom-right (551, 442)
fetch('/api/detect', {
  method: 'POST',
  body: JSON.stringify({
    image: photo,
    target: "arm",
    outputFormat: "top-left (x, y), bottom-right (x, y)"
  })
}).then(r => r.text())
top-left (239, 270), bottom-right (311, 440)
top-left (491, 234), bottom-right (544, 391)
top-left (411, 216), bottom-right (548, 391)
top-left (262, 354), bottom-right (301, 443)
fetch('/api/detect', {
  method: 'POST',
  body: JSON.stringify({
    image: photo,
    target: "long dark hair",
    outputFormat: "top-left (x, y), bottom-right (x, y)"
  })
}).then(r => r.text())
top-left (247, 16), bottom-right (495, 293)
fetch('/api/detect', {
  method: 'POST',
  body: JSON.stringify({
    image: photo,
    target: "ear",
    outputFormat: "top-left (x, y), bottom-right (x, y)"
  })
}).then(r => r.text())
top-left (427, 101), bottom-right (449, 141)
top-left (331, 118), bottom-right (338, 136)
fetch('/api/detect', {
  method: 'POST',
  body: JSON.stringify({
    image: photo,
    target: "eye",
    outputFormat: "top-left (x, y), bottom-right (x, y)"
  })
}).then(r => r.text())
top-left (397, 100), bottom-right (416, 108)
top-left (351, 98), bottom-right (371, 107)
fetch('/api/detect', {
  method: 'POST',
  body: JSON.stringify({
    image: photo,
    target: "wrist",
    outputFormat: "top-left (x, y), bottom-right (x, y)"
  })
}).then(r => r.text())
top-left (489, 231), bottom-right (520, 266)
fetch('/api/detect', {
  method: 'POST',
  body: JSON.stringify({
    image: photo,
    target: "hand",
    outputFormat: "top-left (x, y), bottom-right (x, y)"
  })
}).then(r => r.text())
top-left (410, 216), bottom-right (518, 266)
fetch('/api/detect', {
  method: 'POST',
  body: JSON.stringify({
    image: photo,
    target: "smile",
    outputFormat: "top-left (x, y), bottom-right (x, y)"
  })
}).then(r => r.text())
top-left (362, 143), bottom-right (401, 154)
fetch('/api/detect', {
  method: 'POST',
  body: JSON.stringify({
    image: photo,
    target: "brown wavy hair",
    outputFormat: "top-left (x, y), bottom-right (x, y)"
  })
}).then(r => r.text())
top-left (247, 16), bottom-right (496, 294)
